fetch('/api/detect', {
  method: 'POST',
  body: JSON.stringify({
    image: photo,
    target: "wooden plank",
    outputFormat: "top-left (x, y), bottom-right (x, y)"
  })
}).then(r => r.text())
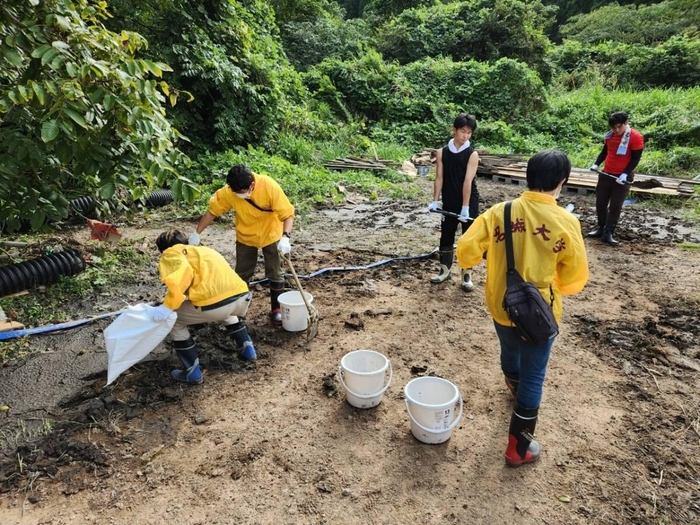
top-left (0, 320), bottom-right (24, 332)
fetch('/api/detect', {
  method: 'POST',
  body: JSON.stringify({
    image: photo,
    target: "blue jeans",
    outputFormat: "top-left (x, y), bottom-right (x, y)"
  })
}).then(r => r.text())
top-left (494, 321), bottom-right (555, 410)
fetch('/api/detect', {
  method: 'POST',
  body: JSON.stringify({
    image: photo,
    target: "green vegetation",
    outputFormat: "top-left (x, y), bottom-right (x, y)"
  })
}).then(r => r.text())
top-left (0, 0), bottom-right (197, 233)
top-left (1, 0), bottom-right (699, 228)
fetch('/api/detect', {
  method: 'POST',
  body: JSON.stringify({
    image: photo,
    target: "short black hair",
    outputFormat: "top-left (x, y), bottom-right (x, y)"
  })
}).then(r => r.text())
top-left (454, 113), bottom-right (477, 132)
top-left (226, 164), bottom-right (254, 192)
top-left (526, 150), bottom-right (571, 192)
top-left (608, 111), bottom-right (629, 127)
top-left (156, 229), bottom-right (188, 253)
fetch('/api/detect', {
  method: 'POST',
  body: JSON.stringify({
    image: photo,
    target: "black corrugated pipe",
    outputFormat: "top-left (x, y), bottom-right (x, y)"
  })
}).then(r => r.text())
top-left (0, 218), bottom-right (32, 234)
top-left (0, 249), bottom-right (86, 298)
top-left (69, 196), bottom-right (95, 215)
top-left (146, 189), bottom-right (173, 208)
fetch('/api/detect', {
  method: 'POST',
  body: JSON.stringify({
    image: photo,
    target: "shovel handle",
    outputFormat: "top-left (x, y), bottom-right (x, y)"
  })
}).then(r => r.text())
top-left (430, 208), bottom-right (473, 223)
top-left (592, 168), bottom-right (631, 186)
top-left (282, 254), bottom-right (316, 316)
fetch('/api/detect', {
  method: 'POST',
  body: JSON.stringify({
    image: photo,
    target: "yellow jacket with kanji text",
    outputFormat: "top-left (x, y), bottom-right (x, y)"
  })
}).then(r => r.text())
top-left (159, 244), bottom-right (248, 310)
top-left (457, 191), bottom-right (589, 326)
top-left (207, 173), bottom-right (295, 248)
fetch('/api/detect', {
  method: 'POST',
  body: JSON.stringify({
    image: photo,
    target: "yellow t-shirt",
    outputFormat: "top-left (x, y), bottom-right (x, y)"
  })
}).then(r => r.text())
top-left (457, 191), bottom-right (589, 326)
top-left (207, 173), bottom-right (295, 248)
top-left (159, 245), bottom-right (248, 310)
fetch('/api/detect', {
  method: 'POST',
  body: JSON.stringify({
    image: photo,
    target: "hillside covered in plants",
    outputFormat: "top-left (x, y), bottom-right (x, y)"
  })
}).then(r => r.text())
top-left (1, 0), bottom-right (699, 229)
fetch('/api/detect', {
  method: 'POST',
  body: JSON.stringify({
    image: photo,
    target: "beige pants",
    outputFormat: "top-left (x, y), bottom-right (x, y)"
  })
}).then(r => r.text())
top-left (170, 293), bottom-right (252, 341)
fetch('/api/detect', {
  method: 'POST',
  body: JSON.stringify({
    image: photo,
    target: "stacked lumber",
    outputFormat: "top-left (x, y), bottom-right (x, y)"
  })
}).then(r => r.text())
top-left (324, 157), bottom-right (390, 171)
top-left (477, 155), bottom-right (698, 197)
top-left (410, 148), bottom-right (437, 166)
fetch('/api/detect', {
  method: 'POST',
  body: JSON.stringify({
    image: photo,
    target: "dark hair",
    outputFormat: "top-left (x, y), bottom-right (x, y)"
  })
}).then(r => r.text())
top-left (608, 111), bottom-right (629, 127)
top-left (526, 150), bottom-right (571, 192)
top-left (156, 229), bottom-right (188, 253)
top-left (226, 164), bottom-right (254, 192)
top-left (453, 113), bottom-right (477, 132)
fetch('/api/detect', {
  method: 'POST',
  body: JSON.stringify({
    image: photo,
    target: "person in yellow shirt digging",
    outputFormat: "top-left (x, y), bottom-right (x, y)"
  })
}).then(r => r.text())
top-left (150, 230), bottom-right (257, 384)
top-left (457, 150), bottom-right (589, 467)
top-left (189, 164), bottom-right (295, 326)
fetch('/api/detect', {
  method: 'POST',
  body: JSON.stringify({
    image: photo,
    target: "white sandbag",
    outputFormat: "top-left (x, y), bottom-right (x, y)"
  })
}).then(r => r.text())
top-left (104, 304), bottom-right (176, 385)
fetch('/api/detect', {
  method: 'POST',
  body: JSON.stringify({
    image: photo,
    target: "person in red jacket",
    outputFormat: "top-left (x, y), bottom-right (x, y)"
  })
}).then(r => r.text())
top-left (588, 111), bottom-right (645, 245)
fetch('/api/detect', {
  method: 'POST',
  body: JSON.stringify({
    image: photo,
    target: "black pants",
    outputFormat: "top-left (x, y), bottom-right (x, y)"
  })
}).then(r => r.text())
top-left (595, 174), bottom-right (630, 227)
top-left (440, 191), bottom-right (479, 247)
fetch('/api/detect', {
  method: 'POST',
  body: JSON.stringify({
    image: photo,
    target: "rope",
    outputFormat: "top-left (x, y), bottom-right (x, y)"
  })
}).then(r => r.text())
top-left (0, 248), bottom-right (438, 341)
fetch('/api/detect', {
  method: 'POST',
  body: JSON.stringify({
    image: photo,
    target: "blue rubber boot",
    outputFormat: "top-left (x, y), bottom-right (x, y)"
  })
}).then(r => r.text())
top-left (171, 337), bottom-right (203, 384)
top-left (226, 322), bottom-right (257, 361)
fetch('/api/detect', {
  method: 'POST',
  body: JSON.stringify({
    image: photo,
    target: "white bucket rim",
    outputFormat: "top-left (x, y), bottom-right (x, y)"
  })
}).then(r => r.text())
top-left (340, 349), bottom-right (389, 376)
top-left (404, 376), bottom-right (460, 408)
top-left (278, 290), bottom-right (314, 307)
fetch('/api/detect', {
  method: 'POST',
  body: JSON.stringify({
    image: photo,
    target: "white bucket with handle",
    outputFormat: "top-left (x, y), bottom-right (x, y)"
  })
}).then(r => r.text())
top-left (404, 376), bottom-right (463, 444)
top-left (278, 291), bottom-right (314, 332)
top-left (338, 350), bottom-right (392, 409)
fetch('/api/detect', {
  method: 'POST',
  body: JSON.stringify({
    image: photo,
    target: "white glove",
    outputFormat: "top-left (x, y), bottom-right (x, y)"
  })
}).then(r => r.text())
top-left (278, 236), bottom-right (291, 256)
top-left (188, 232), bottom-right (201, 246)
top-left (150, 304), bottom-right (173, 322)
top-left (427, 201), bottom-right (439, 211)
top-left (589, 164), bottom-right (598, 172)
top-left (458, 206), bottom-right (470, 222)
top-left (616, 173), bottom-right (628, 185)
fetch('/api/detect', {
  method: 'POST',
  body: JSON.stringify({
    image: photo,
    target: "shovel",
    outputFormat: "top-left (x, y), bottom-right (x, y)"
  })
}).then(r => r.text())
top-left (592, 168), bottom-right (663, 190)
top-left (282, 254), bottom-right (319, 341)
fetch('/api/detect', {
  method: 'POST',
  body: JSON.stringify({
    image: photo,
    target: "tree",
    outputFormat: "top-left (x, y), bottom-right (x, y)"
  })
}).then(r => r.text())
top-left (560, 2), bottom-right (690, 45)
top-left (106, 0), bottom-right (302, 151)
top-left (0, 0), bottom-right (195, 231)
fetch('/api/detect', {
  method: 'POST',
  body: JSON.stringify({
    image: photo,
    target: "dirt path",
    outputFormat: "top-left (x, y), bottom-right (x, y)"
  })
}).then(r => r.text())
top-left (1, 178), bottom-right (699, 525)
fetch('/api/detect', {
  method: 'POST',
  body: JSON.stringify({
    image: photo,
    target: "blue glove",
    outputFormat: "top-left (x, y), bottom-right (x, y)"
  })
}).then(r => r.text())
top-left (151, 304), bottom-right (173, 322)
top-left (458, 206), bottom-right (470, 222)
top-left (616, 173), bottom-right (628, 185)
top-left (427, 201), bottom-right (439, 211)
top-left (589, 164), bottom-right (598, 172)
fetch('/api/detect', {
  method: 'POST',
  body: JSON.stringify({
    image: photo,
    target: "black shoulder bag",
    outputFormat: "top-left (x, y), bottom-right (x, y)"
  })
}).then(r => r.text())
top-left (502, 201), bottom-right (559, 345)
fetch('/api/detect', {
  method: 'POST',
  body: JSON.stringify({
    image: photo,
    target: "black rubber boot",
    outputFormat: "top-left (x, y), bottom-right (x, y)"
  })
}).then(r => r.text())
top-left (587, 226), bottom-right (604, 238)
top-left (172, 337), bottom-right (203, 384)
top-left (269, 280), bottom-right (285, 326)
top-left (430, 247), bottom-right (453, 283)
top-left (602, 222), bottom-right (620, 246)
top-left (505, 405), bottom-right (540, 467)
top-left (504, 372), bottom-right (519, 399)
top-left (226, 322), bottom-right (257, 360)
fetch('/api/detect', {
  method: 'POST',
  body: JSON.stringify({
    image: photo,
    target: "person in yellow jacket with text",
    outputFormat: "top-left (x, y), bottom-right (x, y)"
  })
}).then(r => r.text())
top-left (457, 150), bottom-right (589, 467)
top-left (150, 230), bottom-right (257, 384)
top-left (189, 164), bottom-right (295, 326)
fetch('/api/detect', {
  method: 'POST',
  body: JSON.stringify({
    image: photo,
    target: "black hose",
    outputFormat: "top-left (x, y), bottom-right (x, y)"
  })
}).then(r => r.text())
top-left (0, 249), bottom-right (86, 297)
top-left (146, 189), bottom-right (173, 208)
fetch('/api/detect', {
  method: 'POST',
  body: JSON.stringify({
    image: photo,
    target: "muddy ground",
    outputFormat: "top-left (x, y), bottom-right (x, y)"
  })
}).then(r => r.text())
top-left (0, 177), bottom-right (699, 525)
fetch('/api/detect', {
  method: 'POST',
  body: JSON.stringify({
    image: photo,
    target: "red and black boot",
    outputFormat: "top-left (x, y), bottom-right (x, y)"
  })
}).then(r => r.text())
top-left (505, 405), bottom-right (540, 467)
top-left (269, 280), bottom-right (285, 327)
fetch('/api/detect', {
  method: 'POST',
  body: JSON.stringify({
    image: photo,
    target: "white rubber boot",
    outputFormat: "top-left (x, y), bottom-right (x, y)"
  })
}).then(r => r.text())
top-left (461, 268), bottom-right (474, 291)
top-left (430, 264), bottom-right (451, 283)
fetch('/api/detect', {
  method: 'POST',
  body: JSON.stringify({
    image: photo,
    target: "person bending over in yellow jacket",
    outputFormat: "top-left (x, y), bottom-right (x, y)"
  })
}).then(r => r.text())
top-left (457, 150), bottom-right (589, 467)
top-left (150, 230), bottom-right (257, 385)
top-left (189, 164), bottom-right (295, 327)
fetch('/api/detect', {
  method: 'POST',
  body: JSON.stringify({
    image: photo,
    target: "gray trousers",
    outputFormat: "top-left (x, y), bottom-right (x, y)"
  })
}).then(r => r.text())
top-left (235, 240), bottom-right (283, 283)
top-left (170, 293), bottom-right (252, 341)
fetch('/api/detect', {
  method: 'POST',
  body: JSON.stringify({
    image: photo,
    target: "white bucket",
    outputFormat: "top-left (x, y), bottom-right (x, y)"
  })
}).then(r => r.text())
top-left (404, 377), bottom-right (463, 444)
top-left (278, 291), bottom-right (314, 332)
top-left (338, 350), bottom-right (392, 409)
